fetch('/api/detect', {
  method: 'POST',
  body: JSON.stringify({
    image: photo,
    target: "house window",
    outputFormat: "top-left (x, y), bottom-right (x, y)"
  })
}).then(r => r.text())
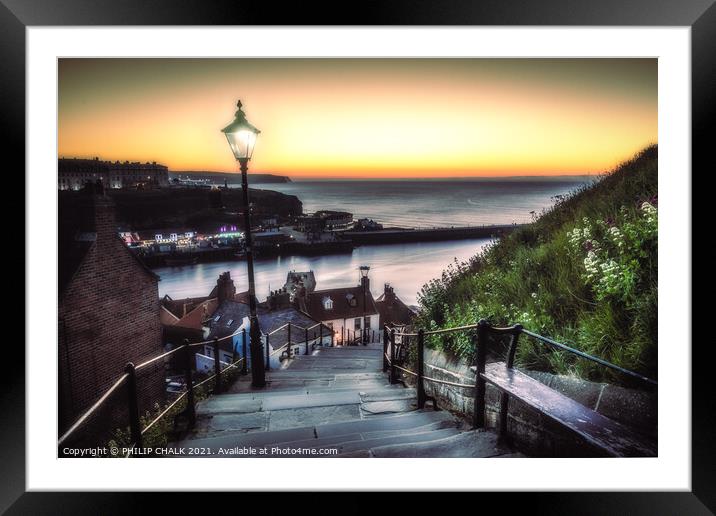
top-left (155, 234), bottom-right (163, 241)
top-left (323, 296), bottom-right (333, 310)
top-left (364, 316), bottom-right (371, 330)
top-left (354, 318), bottom-right (361, 330)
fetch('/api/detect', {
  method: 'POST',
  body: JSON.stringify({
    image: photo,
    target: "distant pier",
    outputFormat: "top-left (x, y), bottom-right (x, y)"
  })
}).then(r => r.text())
top-left (339, 224), bottom-right (524, 245)
top-left (139, 224), bottom-right (526, 268)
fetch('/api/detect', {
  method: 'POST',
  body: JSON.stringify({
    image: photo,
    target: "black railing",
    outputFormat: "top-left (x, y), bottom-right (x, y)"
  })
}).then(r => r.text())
top-left (58, 326), bottom-right (252, 452)
top-left (265, 321), bottom-right (334, 365)
top-left (58, 319), bottom-right (329, 453)
top-left (383, 319), bottom-right (657, 429)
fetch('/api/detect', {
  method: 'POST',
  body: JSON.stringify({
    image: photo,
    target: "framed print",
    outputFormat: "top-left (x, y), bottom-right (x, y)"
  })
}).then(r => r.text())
top-left (4, 0), bottom-right (713, 512)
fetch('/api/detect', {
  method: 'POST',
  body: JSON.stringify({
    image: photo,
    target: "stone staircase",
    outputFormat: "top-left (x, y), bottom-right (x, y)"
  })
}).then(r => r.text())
top-left (172, 343), bottom-right (520, 457)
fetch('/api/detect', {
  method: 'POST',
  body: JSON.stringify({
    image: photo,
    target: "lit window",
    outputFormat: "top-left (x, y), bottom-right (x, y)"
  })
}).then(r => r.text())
top-left (227, 319), bottom-right (234, 326)
top-left (214, 315), bottom-right (221, 322)
top-left (323, 297), bottom-right (333, 310)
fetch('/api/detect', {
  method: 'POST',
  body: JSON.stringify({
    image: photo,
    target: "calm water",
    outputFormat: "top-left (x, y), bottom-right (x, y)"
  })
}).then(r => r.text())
top-left (252, 179), bottom-right (589, 227)
top-left (156, 239), bottom-right (490, 307)
top-left (157, 179), bottom-right (589, 306)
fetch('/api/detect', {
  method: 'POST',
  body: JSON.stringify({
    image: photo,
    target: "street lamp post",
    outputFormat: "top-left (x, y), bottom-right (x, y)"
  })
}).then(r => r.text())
top-left (359, 265), bottom-right (370, 345)
top-left (222, 100), bottom-right (265, 388)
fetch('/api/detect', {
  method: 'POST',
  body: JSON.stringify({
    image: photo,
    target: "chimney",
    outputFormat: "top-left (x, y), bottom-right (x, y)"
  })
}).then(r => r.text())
top-left (360, 275), bottom-right (370, 292)
top-left (384, 284), bottom-right (395, 304)
top-left (267, 288), bottom-right (290, 310)
top-left (216, 271), bottom-right (236, 303)
top-left (82, 182), bottom-right (115, 246)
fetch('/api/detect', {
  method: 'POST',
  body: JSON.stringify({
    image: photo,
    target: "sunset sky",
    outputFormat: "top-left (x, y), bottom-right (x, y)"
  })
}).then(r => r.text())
top-left (58, 58), bottom-right (657, 178)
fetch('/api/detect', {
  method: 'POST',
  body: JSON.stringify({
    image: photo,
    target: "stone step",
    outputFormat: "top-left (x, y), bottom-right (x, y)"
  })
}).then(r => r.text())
top-left (177, 409), bottom-right (453, 450)
top-left (197, 386), bottom-right (416, 415)
top-left (263, 428), bottom-right (463, 457)
top-left (365, 429), bottom-right (519, 458)
top-left (267, 419), bottom-right (461, 452)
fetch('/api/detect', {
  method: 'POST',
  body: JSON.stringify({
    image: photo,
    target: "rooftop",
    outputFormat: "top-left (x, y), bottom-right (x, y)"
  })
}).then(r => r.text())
top-left (302, 285), bottom-right (378, 322)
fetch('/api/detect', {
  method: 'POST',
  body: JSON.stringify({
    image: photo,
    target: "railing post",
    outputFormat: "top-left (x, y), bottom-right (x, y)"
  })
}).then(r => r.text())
top-left (287, 323), bottom-right (292, 359)
top-left (341, 326), bottom-right (344, 345)
top-left (418, 329), bottom-right (425, 409)
top-left (499, 325), bottom-right (522, 438)
top-left (330, 329), bottom-right (334, 347)
top-left (265, 332), bottom-right (271, 371)
top-left (382, 327), bottom-right (389, 372)
top-left (305, 327), bottom-right (310, 355)
top-left (390, 328), bottom-right (397, 384)
top-left (124, 362), bottom-right (142, 449)
top-left (319, 324), bottom-right (323, 349)
top-left (241, 329), bottom-right (248, 375)
top-left (212, 337), bottom-right (223, 394)
top-left (417, 329), bottom-right (426, 409)
top-left (473, 319), bottom-right (489, 429)
top-left (182, 340), bottom-right (196, 427)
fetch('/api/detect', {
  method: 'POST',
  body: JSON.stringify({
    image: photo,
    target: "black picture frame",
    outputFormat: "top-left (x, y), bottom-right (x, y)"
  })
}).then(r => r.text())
top-left (4, 0), bottom-right (712, 513)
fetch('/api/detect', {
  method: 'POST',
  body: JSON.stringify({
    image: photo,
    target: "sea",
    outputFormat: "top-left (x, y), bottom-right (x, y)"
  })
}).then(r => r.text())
top-left (155, 178), bottom-right (590, 306)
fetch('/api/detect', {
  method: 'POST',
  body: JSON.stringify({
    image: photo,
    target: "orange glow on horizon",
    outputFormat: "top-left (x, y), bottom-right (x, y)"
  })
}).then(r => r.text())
top-left (58, 59), bottom-right (657, 178)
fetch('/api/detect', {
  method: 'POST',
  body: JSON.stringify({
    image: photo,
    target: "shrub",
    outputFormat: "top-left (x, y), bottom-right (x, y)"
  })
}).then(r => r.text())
top-left (415, 145), bottom-right (658, 384)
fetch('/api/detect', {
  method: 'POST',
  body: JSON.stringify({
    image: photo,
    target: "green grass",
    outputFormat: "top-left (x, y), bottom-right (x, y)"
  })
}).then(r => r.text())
top-left (416, 145), bottom-right (658, 385)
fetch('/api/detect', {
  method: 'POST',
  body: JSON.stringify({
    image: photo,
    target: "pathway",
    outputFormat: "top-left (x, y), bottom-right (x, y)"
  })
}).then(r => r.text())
top-left (172, 343), bottom-right (520, 458)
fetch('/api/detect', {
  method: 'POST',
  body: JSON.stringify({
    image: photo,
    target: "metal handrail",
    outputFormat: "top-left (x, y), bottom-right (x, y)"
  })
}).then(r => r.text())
top-left (59, 316), bottom-right (335, 449)
top-left (386, 323), bottom-right (656, 387)
top-left (266, 323), bottom-right (289, 336)
top-left (384, 319), bottom-right (656, 434)
top-left (58, 373), bottom-right (129, 446)
top-left (270, 341), bottom-right (291, 357)
top-left (423, 323), bottom-right (479, 336)
top-left (385, 350), bottom-right (473, 389)
top-left (141, 390), bottom-right (188, 436)
top-left (394, 364), bottom-right (417, 377)
top-left (139, 355), bottom-right (246, 437)
top-left (135, 346), bottom-right (184, 371)
top-left (521, 329), bottom-right (657, 386)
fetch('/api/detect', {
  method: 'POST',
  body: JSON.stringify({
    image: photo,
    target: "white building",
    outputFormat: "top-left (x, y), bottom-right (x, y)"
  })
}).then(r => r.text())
top-left (298, 275), bottom-right (380, 345)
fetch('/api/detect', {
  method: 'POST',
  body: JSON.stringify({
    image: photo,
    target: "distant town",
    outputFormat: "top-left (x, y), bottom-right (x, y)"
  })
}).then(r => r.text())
top-left (59, 157), bottom-right (520, 268)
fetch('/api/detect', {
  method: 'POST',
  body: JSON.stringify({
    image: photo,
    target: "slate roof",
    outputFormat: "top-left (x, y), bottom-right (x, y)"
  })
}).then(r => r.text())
top-left (205, 300), bottom-right (252, 341)
top-left (375, 291), bottom-right (416, 326)
top-left (204, 300), bottom-right (323, 354)
top-left (259, 307), bottom-right (323, 349)
top-left (173, 298), bottom-right (220, 330)
top-left (58, 192), bottom-right (158, 298)
top-left (302, 286), bottom-right (378, 322)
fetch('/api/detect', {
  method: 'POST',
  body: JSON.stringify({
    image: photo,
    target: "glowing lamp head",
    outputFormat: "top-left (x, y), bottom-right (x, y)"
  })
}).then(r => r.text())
top-left (222, 99), bottom-right (260, 161)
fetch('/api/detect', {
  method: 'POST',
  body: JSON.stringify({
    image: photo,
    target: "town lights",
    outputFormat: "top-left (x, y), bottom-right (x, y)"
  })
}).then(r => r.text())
top-left (222, 99), bottom-right (265, 387)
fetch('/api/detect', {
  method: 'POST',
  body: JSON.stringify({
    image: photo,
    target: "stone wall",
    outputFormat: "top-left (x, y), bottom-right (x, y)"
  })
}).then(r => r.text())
top-left (410, 348), bottom-right (657, 457)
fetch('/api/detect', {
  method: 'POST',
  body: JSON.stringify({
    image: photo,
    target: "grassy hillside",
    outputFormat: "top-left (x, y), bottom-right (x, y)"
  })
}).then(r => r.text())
top-left (416, 145), bottom-right (658, 384)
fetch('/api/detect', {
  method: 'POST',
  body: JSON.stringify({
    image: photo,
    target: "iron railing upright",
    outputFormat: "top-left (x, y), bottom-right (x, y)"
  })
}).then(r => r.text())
top-left (383, 319), bottom-right (657, 428)
top-left (58, 319), bottom-right (333, 454)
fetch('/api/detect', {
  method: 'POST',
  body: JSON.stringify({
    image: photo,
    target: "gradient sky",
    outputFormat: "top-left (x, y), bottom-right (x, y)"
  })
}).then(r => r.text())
top-left (58, 58), bottom-right (657, 178)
